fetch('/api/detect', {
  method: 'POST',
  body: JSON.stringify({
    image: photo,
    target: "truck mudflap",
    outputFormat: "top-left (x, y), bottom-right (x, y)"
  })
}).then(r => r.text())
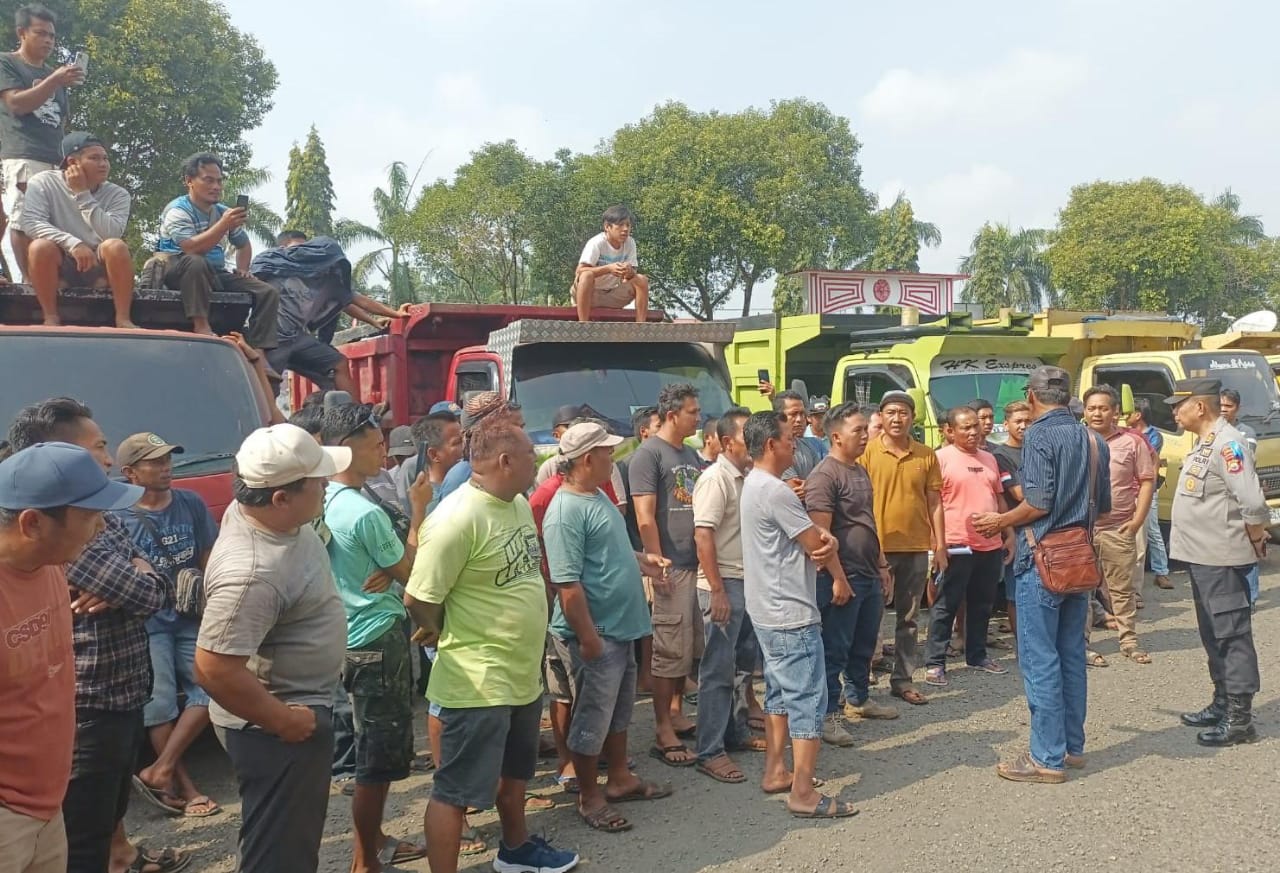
top-left (0, 283), bottom-right (253, 334)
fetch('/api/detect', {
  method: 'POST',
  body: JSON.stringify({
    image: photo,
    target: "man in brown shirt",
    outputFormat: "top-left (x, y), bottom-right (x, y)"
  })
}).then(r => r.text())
top-left (858, 392), bottom-right (945, 705)
top-left (1083, 386), bottom-right (1156, 664)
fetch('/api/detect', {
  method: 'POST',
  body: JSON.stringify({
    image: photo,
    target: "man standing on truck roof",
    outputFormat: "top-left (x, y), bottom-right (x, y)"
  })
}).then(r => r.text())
top-left (1169, 378), bottom-right (1267, 747)
top-left (858, 390), bottom-right (946, 707)
top-left (21, 132), bottom-right (137, 329)
top-left (0, 3), bottom-right (81, 280)
top-left (154, 152), bottom-right (280, 349)
top-left (574, 205), bottom-right (649, 324)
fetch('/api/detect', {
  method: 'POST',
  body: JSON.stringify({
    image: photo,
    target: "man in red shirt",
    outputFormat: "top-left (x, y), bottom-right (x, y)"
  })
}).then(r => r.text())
top-left (0, 442), bottom-right (142, 873)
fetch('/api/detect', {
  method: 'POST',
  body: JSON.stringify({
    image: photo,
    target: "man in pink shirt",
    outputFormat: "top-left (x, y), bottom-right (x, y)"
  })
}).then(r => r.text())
top-left (924, 407), bottom-right (1013, 686)
top-left (1083, 385), bottom-right (1156, 664)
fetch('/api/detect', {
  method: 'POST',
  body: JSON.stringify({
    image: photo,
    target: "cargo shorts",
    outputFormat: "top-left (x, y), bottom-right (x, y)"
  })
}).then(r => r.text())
top-left (342, 621), bottom-right (414, 785)
top-left (650, 568), bottom-right (703, 679)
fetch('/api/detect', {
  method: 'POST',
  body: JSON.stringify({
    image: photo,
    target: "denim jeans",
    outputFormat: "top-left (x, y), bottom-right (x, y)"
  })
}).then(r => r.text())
top-left (816, 571), bottom-right (882, 710)
top-left (1142, 495), bottom-right (1169, 576)
top-left (1246, 565), bottom-right (1260, 606)
top-left (1014, 567), bottom-right (1088, 770)
top-left (756, 624), bottom-right (827, 740)
top-left (695, 579), bottom-right (755, 761)
top-left (143, 611), bottom-right (209, 728)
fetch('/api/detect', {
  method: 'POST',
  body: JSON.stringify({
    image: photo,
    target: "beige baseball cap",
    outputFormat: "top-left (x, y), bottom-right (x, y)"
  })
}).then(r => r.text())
top-left (558, 422), bottom-right (623, 460)
top-left (235, 424), bottom-right (351, 489)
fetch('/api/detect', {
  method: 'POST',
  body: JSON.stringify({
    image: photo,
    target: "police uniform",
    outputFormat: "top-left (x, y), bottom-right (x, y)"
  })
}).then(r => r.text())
top-left (1166, 378), bottom-right (1266, 745)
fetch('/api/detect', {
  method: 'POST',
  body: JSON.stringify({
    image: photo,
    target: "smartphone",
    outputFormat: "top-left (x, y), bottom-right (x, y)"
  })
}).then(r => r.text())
top-left (72, 51), bottom-right (88, 72)
top-left (235, 194), bottom-right (250, 211)
top-left (415, 440), bottom-right (429, 479)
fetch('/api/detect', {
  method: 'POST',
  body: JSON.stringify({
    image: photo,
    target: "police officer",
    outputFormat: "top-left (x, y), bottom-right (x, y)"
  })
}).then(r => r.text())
top-left (1167, 378), bottom-right (1268, 746)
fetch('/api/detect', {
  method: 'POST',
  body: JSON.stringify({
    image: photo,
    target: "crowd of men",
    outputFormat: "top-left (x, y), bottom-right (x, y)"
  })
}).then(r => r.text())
top-left (0, 355), bottom-right (1269, 873)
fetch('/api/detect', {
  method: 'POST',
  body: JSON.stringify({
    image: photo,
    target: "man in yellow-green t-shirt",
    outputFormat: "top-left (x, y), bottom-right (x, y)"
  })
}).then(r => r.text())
top-left (405, 417), bottom-right (580, 873)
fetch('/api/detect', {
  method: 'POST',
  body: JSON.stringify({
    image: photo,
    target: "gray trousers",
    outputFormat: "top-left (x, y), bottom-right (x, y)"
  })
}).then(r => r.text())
top-left (888, 552), bottom-right (930, 691)
top-left (163, 253), bottom-right (281, 350)
top-left (218, 707), bottom-right (333, 873)
top-left (695, 579), bottom-right (756, 762)
top-left (1187, 564), bottom-right (1260, 695)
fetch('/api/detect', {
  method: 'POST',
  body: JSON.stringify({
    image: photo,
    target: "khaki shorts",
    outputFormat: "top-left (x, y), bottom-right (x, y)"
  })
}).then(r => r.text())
top-left (2, 158), bottom-right (56, 226)
top-left (0, 806), bottom-right (66, 873)
top-left (571, 277), bottom-right (637, 309)
top-left (650, 568), bottom-right (703, 679)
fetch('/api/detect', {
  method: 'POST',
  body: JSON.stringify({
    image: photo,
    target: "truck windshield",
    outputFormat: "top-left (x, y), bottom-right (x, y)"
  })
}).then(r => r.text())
top-left (0, 334), bottom-right (263, 474)
top-left (1183, 352), bottom-right (1280, 437)
top-left (512, 342), bottom-right (734, 442)
top-left (929, 374), bottom-right (1031, 426)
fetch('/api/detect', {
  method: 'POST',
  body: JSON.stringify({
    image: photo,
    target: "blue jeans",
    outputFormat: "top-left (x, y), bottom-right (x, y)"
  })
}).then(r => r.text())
top-left (1247, 564), bottom-right (1260, 606)
top-left (816, 571), bottom-right (882, 711)
top-left (143, 610), bottom-right (209, 728)
top-left (1013, 567), bottom-right (1088, 770)
top-left (695, 580), bottom-right (755, 761)
top-left (1143, 496), bottom-right (1169, 576)
top-left (756, 624), bottom-right (826, 740)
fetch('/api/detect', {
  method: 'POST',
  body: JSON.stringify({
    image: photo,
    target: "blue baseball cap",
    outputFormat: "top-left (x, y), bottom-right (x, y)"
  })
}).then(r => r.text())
top-left (0, 442), bottom-right (143, 511)
top-left (429, 400), bottom-right (462, 416)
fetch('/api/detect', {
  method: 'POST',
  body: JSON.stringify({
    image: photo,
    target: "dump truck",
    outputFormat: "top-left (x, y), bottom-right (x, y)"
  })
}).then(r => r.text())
top-left (293, 303), bottom-right (738, 455)
top-left (0, 284), bottom-right (276, 518)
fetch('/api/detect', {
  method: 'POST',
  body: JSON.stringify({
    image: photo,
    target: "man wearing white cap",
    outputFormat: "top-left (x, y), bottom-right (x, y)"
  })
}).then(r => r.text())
top-left (544, 423), bottom-right (671, 832)
top-left (194, 424), bottom-right (351, 873)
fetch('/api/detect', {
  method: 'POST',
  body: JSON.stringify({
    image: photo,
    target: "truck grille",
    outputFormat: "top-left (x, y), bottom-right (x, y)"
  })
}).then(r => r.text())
top-left (1258, 465), bottom-right (1280, 499)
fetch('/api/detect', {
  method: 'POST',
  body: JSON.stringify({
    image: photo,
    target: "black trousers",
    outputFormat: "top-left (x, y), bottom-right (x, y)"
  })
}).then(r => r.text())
top-left (220, 707), bottom-right (334, 873)
top-left (925, 549), bottom-right (1004, 669)
top-left (63, 708), bottom-right (144, 873)
top-left (1187, 563), bottom-right (1260, 695)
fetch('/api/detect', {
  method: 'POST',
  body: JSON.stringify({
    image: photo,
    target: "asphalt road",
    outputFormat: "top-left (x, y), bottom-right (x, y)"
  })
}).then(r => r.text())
top-left (126, 561), bottom-right (1280, 873)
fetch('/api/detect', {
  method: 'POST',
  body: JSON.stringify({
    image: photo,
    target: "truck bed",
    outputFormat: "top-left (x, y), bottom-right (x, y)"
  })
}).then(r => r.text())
top-left (0, 283), bottom-right (252, 334)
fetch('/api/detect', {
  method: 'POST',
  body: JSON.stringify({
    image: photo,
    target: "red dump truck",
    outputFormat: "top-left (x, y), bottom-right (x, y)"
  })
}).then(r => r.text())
top-left (0, 284), bottom-right (275, 518)
top-left (290, 304), bottom-right (738, 451)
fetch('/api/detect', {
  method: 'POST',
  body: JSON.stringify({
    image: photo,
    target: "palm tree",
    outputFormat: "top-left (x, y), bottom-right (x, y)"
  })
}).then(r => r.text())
top-left (959, 224), bottom-right (1055, 312)
top-left (334, 159), bottom-right (429, 307)
top-left (1212, 189), bottom-right (1266, 244)
top-left (221, 166), bottom-right (284, 249)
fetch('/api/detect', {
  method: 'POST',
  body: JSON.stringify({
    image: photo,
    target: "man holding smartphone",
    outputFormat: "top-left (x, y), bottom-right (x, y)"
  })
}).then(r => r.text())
top-left (154, 152), bottom-right (280, 350)
top-left (0, 4), bottom-right (83, 279)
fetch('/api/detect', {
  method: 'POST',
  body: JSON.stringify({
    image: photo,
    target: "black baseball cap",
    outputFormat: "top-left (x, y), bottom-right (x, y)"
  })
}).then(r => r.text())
top-left (61, 132), bottom-right (104, 164)
top-left (1027, 366), bottom-right (1071, 393)
top-left (553, 404), bottom-right (583, 428)
top-left (1165, 378), bottom-right (1223, 407)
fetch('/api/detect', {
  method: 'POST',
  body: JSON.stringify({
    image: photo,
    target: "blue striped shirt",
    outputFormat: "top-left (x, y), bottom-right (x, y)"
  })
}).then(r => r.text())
top-left (1014, 407), bottom-right (1112, 574)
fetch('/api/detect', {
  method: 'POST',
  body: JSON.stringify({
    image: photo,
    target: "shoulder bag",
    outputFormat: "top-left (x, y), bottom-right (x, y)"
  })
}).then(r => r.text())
top-left (1022, 431), bottom-right (1104, 596)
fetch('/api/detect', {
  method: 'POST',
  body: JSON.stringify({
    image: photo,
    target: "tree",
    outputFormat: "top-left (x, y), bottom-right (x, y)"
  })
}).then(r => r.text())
top-left (335, 161), bottom-right (427, 307)
top-left (863, 193), bottom-right (940, 272)
top-left (284, 126), bottom-right (336, 238)
top-left (0, 0), bottom-right (279, 250)
top-left (960, 224), bottom-right (1055, 313)
top-left (221, 166), bottom-right (283, 249)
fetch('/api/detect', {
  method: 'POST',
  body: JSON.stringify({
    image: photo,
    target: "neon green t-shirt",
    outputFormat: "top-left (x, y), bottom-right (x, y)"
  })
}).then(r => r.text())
top-left (405, 482), bottom-right (546, 708)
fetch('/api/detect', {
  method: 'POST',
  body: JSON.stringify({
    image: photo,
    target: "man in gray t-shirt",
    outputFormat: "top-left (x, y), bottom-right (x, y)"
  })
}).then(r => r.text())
top-left (738, 411), bottom-right (853, 820)
top-left (194, 424), bottom-right (350, 873)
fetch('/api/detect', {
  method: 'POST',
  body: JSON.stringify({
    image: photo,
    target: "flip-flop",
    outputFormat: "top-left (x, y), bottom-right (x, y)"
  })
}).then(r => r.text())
top-left (182, 795), bottom-right (221, 818)
top-left (130, 776), bottom-right (184, 816)
top-left (763, 776), bottom-right (826, 795)
top-left (649, 744), bottom-right (696, 767)
top-left (606, 779), bottom-right (673, 803)
top-left (1086, 650), bottom-right (1109, 668)
top-left (790, 795), bottom-right (859, 819)
top-left (524, 793), bottom-right (556, 811)
top-left (579, 803), bottom-right (632, 832)
top-left (674, 723), bottom-right (697, 739)
top-left (378, 836), bottom-right (427, 866)
top-left (891, 687), bottom-right (928, 705)
top-left (128, 846), bottom-right (190, 873)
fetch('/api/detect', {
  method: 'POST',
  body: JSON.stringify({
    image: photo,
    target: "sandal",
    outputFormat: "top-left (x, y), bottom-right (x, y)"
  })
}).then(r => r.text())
top-left (944, 643), bottom-right (964, 659)
top-left (763, 775), bottom-right (825, 795)
top-left (556, 773), bottom-right (579, 794)
top-left (1122, 648), bottom-right (1152, 665)
top-left (925, 667), bottom-right (948, 687)
top-left (674, 723), bottom-right (697, 739)
top-left (747, 714), bottom-right (766, 732)
top-left (649, 744), bottom-right (696, 767)
top-left (696, 754), bottom-right (746, 784)
top-left (891, 687), bottom-right (929, 705)
top-left (1086, 650), bottom-right (1109, 668)
top-left (986, 637), bottom-right (1014, 651)
top-left (130, 776), bottom-right (184, 816)
top-left (379, 837), bottom-right (427, 866)
top-left (182, 795), bottom-right (221, 818)
top-left (789, 795), bottom-right (859, 819)
top-left (459, 829), bottom-right (486, 856)
top-left (727, 735), bottom-right (768, 753)
top-left (524, 793), bottom-right (556, 811)
top-left (127, 847), bottom-right (190, 873)
top-left (579, 802), bottom-right (632, 832)
top-left (606, 779), bottom-right (673, 803)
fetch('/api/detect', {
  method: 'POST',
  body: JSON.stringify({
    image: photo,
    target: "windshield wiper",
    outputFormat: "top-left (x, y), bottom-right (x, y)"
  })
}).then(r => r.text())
top-left (171, 452), bottom-right (237, 471)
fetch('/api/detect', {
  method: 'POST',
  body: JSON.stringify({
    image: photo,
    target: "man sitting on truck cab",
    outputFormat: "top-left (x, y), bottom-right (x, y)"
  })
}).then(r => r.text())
top-left (573, 205), bottom-right (649, 324)
top-left (20, 132), bottom-right (137, 328)
top-left (153, 152), bottom-right (280, 349)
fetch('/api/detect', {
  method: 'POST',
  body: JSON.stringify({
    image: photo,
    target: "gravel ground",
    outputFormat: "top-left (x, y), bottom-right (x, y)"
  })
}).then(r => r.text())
top-left (125, 561), bottom-right (1280, 873)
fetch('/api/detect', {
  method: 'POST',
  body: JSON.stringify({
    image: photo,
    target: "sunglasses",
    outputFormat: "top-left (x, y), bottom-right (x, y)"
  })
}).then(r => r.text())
top-left (341, 413), bottom-right (381, 444)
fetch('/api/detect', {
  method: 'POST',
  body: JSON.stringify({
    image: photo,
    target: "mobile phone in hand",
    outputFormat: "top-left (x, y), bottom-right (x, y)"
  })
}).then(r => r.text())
top-left (235, 194), bottom-right (250, 211)
top-left (72, 51), bottom-right (88, 72)
top-left (415, 440), bottom-right (429, 480)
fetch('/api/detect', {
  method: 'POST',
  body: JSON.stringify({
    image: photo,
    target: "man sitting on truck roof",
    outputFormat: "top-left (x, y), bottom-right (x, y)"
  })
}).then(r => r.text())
top-left (20, 132), bottom-right (137, 329)
top-left (573, 205), bottom-right (649, 324)
top-left (153, 152), bottom-right (280, 350)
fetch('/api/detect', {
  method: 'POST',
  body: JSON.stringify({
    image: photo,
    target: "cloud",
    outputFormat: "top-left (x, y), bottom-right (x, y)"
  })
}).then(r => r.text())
top-left (859, 49), bottom-right (1090, 132)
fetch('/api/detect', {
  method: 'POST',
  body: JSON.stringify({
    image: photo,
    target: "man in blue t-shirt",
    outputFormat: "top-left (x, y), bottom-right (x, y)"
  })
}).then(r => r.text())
top-left (320, 403), bottom-right (432, 869)
top-left (154, 152), bottom-right (280, 349)
top-left (113, 432), bottom-right (222, 818)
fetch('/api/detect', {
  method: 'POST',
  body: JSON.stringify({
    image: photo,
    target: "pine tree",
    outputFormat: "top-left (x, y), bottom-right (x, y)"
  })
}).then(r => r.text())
top-left (284, 125), bottom-right (336, 238)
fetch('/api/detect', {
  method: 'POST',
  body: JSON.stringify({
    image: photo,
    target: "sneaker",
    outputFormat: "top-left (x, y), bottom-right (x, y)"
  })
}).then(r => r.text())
top-left (972, 658), bottom-right (1007, 675)
top-left (843, 698), bottom-right (900, 721)
top-left (821, 712), bottom-right (855, 747)
top-left (494, 835), bottom-right (580, 873)
top-left (925, 666), bottom-right (948, 687)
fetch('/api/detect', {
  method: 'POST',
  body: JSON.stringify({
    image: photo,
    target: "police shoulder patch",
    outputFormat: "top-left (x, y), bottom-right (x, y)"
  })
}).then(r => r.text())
top-left (1221, 441), bottom-right (1245, 474)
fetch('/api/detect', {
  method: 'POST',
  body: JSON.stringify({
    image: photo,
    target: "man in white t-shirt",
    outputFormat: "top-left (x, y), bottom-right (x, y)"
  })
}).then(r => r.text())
top-left (573, 205), bottom-right (649, 323)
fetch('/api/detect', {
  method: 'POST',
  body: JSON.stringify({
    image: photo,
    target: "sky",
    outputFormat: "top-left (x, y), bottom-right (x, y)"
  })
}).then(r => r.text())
top-left (219, 0), bottom-right (1279, 316)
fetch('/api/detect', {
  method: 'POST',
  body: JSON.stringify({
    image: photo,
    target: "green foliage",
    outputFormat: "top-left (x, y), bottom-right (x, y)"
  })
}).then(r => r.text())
top-left (864, 193), bottom-right (939, 272)
top-left (220, 166), bottom-right (282, 249)
top-left (960, 224), bottom-right (1054, 313)
top-left (772, 274), bottom-right (805, 316)
top-left (284, 126), bottom-right (336, 238)
top-left (334, 161), bottom-right (427, 306)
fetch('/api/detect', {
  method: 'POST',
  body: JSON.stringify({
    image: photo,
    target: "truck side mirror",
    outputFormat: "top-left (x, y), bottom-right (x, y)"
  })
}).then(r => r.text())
top-left (790, 378), bottom-right (809, 398)
top-left (907, 387), bottom-right (927, 414)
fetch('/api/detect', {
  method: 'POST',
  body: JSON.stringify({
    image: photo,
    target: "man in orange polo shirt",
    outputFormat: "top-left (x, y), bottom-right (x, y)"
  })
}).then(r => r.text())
top-left (858, 391), bottom-right (945, 706)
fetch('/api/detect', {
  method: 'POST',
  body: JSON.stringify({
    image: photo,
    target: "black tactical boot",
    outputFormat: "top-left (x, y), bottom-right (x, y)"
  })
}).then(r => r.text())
top-left (1180, 685), bottom-right (1227, 728)
top-left (1197, 693), bottom-right (1258, 746)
